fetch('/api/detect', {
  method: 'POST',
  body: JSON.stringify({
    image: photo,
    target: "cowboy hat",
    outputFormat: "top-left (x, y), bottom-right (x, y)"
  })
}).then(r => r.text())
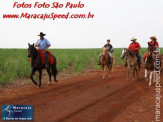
top-left (38, 32), bottom-right (46, 36)
top-left (130, 37), bottom-right (137, 41)
top-left (150, 35), bottom-right (157, 40)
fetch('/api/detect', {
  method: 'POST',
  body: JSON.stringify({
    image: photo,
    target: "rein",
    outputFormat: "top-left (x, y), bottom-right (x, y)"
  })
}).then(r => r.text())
top-left (128, 50), bottom-right (135, 57)
top-left (31, 49), bottom-right (41, 64)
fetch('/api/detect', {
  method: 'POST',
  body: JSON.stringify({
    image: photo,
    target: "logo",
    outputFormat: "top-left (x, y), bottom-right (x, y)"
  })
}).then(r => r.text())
top-left (2, 105), bottom-right (33, 121)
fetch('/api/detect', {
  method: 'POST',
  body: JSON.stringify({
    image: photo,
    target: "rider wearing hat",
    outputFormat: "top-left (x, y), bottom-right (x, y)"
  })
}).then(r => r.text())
top-left (143, 36), bottom-right (159, 61)
top-left (148, 36), bottom-right (159, 49)
top-left (35, 32), bottom-right (51, 68)
top-left (98, 39), bottom-right (113, 65)
top-left (125, 37), bottom-right (141, 67)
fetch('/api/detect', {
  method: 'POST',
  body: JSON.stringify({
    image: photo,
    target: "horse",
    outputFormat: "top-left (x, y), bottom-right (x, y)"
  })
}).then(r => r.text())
top-left (121, 48), bottom-right (140, 80)
top-left (99, 47), bottom-right (113, 79)
top-left (144, 46), bottom-right (155, 86)
top-left (28, 43), bottom-right (58, 88)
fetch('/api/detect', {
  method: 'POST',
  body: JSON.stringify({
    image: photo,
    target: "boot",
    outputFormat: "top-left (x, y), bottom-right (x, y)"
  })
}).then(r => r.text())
top-left (98, 55), bottom-right (101, 65)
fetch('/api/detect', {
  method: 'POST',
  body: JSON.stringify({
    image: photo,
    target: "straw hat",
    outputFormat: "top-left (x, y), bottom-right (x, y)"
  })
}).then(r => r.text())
top-left (150, 36), bottom-right (157, 40)
top-left (130, 37), bottom-right (137, 41)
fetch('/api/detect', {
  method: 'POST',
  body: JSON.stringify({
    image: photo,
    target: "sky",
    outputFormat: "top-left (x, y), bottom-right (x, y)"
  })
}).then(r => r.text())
top-left (0, 0), bottom-right (163, 48)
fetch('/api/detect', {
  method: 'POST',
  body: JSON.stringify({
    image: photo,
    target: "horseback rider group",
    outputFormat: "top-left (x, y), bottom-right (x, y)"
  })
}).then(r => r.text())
top-left (28, 33), bottom-right (160, 87)
top-left (98, 36), bottom-right (160, 68)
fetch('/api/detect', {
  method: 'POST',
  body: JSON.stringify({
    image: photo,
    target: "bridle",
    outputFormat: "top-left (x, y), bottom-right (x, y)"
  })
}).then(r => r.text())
top-left (28, 46), bottom-right (40, 64)
top-left (121, 49), bottom-right (128, 59)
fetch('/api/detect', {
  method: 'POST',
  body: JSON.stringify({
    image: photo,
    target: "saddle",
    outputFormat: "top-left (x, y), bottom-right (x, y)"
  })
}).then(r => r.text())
top-left (30, 49), bottom-right (54, 65)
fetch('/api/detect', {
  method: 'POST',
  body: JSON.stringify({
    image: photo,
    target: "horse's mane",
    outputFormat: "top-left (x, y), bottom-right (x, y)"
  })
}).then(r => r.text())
top-left (146, 51), bottom-right (154, 63)
top-left (30, 46), bottom-right (39, 62)
top-left (127, 49), bottom-right (135, 57)
top-left (102, 47), bottom-right (108, 55)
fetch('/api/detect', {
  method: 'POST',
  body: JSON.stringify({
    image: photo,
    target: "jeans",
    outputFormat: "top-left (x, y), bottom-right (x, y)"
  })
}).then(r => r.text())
top-left (44, 51), bottom-right (48, 65)
top-left (135, 52), bottom-right (141, 66)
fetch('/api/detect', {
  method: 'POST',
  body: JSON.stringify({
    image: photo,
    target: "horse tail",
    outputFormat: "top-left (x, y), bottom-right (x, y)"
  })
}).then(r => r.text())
top-left (51, 55), bottom-right (58, 75)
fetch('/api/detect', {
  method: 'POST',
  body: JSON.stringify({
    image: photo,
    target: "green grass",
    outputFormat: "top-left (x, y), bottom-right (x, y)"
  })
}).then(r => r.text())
top-left (0, 48), bottom-right (162, 84)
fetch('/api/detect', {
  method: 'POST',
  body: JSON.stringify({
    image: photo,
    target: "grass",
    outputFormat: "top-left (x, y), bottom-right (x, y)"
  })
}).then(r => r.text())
top-left (0, 48), bottom-right (162, 84)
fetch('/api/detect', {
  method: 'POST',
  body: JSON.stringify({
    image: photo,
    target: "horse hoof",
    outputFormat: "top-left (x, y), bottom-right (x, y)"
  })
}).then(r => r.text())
top-left (34, 82), bottom-right (37, 85)
top-left (145, 78), bottom-right (148, 81)
top-left (48, 82), bottom-right (51, 86)
top-left (54, 80), bottom-right (58, 82)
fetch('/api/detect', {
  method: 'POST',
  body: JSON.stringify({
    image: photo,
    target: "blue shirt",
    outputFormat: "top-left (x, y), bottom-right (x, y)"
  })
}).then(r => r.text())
top-left (35, 38), bottom-right (51, 50)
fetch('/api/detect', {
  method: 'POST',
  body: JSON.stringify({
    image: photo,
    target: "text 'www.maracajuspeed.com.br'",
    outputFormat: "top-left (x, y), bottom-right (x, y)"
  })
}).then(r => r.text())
top-left (3, 12), bottom-right (94, 20)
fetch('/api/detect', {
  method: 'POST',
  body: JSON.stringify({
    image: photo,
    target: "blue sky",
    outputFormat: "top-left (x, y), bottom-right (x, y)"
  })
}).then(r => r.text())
top-left (0, 0), bottom-right (163, 48)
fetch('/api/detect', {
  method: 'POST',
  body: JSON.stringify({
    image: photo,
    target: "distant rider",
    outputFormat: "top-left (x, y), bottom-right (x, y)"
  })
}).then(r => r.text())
top-left (98, 39), bottom-right (113, 65)
top-left (124, 37), bottom-right (141, 67)
top-left (143, 36), bottom-right (159, 61)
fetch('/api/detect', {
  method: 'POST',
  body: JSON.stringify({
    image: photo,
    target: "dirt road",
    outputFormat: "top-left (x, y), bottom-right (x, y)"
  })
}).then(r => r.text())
top-left (0, 66), bottom-right (163, 122)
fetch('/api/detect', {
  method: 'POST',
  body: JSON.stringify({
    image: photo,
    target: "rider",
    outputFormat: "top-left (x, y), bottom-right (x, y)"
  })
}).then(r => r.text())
top-left (125, 37), bottom-right (141, 67)
top-left (98, 39), bottom-right (113, 65)
top-left (143, 36), bottom-right (159, 61)
top-left (35, 32), bottom-right (51, 68)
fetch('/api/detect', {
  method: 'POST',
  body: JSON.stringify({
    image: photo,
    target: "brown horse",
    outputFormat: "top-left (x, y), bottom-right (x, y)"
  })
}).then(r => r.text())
top-left (144, 46), bottom-right (155, 86)
top-left (99, 47), bottom-right (113, 79)
top-left (121, 48), bottom-right (140, 80)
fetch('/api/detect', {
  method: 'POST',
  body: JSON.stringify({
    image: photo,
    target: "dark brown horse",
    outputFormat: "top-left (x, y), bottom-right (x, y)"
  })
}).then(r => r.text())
top-left (28, 43), bottom-right (58, 88)
top-left (100, 47), bottom-right (113, 79)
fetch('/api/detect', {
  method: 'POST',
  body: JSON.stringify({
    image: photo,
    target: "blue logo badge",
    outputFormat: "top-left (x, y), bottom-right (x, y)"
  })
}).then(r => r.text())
top-left (2, 105), bottom-right (33, 121)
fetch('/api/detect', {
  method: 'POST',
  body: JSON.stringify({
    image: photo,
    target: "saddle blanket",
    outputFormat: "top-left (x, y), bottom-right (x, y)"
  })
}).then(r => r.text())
top-left (30, 49), bottom-right (54, 65)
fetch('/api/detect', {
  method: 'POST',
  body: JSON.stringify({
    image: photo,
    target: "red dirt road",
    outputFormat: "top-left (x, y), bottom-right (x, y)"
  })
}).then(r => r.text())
top-left (0, 66), bottom-right (163, 122)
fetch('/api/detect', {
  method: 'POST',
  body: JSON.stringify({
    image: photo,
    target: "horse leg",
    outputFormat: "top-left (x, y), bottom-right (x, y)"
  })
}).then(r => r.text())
top-left (145, 69), bottom-right (148, 81)
top-left (30, 68), bottom-right (37, 85)
top-left (149, 71), bottom-right (153, 86)
top-left (46, 68), bottom-right (52, 85)
top-left (103, 65), bottom-right (106, 79)
top-left (137, 66), bottom-right (140, 79)
top-left (108, 64), bottom-right (111, 76)
top-left (38, 69), bottom-right (42, 88)
top-left (133, 67), bottom-right (135, 80)
top-left (127, 65), bottom-right (130, 81)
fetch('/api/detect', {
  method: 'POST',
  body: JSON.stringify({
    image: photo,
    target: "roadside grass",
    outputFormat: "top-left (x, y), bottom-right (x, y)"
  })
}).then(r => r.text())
top-left (0, 48), bottom-right (162, 84)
